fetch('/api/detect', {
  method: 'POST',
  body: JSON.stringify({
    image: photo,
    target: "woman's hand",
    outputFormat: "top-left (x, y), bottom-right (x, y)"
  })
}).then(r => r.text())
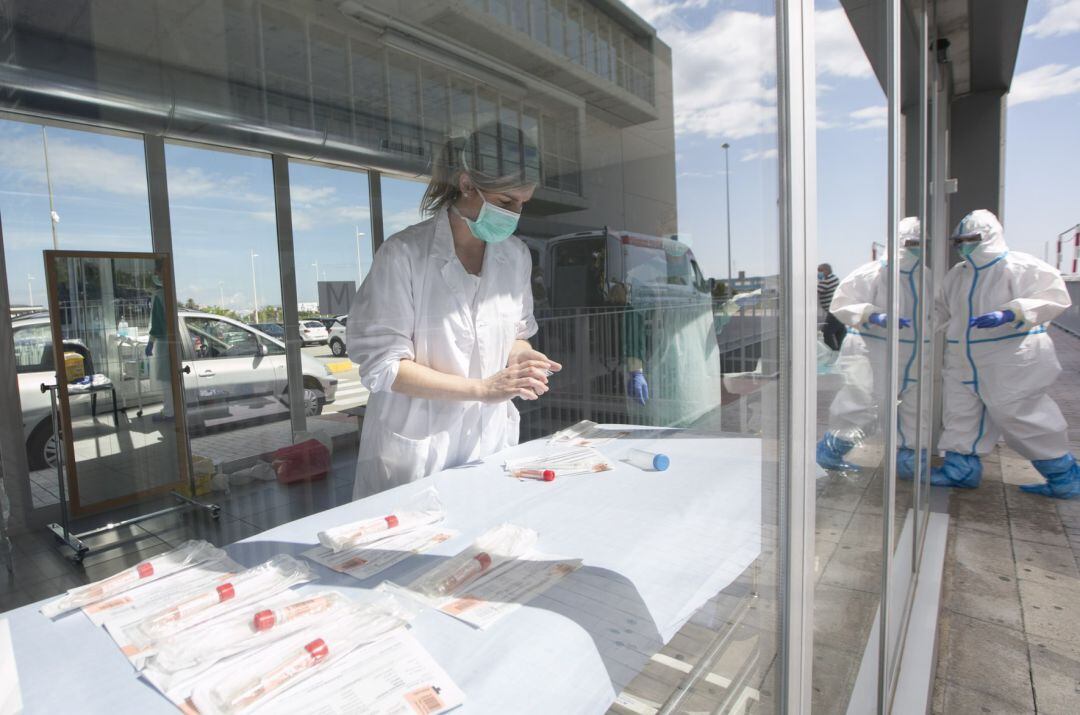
top-left (508, 343), bottom-right (562, 373)
top-left (479, 360), bottom-right (551, 403)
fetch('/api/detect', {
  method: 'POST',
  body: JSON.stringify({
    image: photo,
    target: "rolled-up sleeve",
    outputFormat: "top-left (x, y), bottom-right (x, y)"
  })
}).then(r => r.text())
top-left (515, 246), bottom-right (539, 340)
top-left (347, 242), bottom-right (415, 393)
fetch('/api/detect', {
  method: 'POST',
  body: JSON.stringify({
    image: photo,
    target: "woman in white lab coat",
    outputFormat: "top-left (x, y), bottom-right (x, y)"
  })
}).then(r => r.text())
top-left (347, 123), bottom-right (560, 499)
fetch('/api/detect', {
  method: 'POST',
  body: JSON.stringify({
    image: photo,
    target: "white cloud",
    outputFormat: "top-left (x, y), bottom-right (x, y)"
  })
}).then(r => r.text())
top-left (849, 105), bottom-right (887, 130)
top-left (1009, 63), bottom-right (1080, 105)
top-left (1026, 0), bottom-right (1080, 37)
top-left (291, 184), bottom-right (337, 205)
top-left (665, 10), bottom-right (778, 139)
top-left (741, 148), bottom-right (778, 162)
top-left (622, 0), bottom-right (710, 25)
top-left (815, 8), bottom-right (873, 79)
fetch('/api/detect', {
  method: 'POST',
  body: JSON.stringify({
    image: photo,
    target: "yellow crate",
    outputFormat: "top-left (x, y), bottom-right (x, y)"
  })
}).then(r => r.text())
top-left (183, 454), bottom-right (215, 496)
top-left (64, 352), bottom-right (86, 381)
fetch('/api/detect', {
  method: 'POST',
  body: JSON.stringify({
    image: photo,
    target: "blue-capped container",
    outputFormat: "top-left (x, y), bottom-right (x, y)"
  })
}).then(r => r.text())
top-left (628, 448), bottom-right (670, 471)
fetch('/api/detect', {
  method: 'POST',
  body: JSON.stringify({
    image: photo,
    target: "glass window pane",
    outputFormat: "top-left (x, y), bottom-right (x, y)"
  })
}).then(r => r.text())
top-left (548, 0), bottom-right (565, 55)
top-left (387, 51), bottom-right (422, 156)
top-left (530, 0), bottom-right (548, 45)
top-left (566, 2), bottom-right (582, 63)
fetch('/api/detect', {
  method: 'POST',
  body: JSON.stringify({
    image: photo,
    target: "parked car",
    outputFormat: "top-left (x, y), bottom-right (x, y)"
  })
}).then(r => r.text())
top-left (251, 322), bottom-right (286, 340)
top-left (16, 311), bottom-right (338, 470)
top-left (326, 315), bottom-right (348, 357)
top-left (299, 320), bottom-right (329, 346)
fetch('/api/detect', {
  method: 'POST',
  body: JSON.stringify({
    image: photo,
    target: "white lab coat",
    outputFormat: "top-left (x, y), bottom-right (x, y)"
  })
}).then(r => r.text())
top-left (936, 210), bottom-right (1072, 460)
top-left (347, 210), bottom-right (537, 499)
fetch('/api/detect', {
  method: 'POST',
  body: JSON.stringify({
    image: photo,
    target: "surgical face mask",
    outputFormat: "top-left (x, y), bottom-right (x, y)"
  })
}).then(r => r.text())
top-left (817, 272), bottom-right (825, 280)
top-left (459, 194), bottom-right (520, 244)
top-left (958, 243), bottom-right (978, 257)
top-left (907, 247), bottom-right (922, 259)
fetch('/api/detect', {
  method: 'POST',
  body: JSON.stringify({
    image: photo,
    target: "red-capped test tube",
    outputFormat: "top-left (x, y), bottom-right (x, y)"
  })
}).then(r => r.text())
top-left (434, 552), bottom-right (493, 596)
top-left (344, 514), bottom-right (400, 542)
top-left (148, 582), bottom-right (235, 629)
top-left (516, 468), bottom-right (556, 482)
top-left (84, 560), bottom-right (156, 599)
top-left (221, 637), bottom-right (330, 712)
top-left (252, 595), bottom-right (338, 632)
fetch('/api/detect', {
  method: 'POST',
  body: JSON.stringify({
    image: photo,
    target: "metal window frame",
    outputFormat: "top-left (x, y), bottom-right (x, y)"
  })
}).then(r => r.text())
top-left (271, 154), bottom-right (307, 434)
top-left (776, 0), bottom-right (817, 711)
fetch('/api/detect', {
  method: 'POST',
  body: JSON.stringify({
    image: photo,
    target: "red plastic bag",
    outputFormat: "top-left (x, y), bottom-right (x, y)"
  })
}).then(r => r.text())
top-left (271, 439), bottom-right (330, 484)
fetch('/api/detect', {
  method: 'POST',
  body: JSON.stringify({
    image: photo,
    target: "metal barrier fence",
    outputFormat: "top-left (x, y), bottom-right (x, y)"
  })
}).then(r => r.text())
top-left (518, 298), bottom-right (779, 440)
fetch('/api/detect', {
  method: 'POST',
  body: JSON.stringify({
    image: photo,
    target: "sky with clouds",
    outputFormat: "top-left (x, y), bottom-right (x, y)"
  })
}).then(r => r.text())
top-left (0, 0), bottom-right (1076, 309)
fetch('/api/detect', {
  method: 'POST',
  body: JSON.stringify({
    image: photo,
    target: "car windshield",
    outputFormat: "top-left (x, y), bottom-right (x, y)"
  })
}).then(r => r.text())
top-left (303, 321), bottom-right (323, 328)
top-left (623, 239), bottom-right (693, 288)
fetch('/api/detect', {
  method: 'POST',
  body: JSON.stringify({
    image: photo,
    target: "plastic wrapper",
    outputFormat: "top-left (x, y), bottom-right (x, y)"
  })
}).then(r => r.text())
top-left (317, 487), bottom-right (444, 552)
top-left (189, 599), bottom-right (411, 715)
top-left (131, 555), bottom-right (313, 643)
top-left (504, 447), bottom-right (613, 479)
top-left (149, 590), bottom-right (352, 674)
top-left (548, 420), bottom-right (629, 447)
top-left (408, 524), bottom-right (537, 598)
top-left (41, 540), bottom-right (223, 618)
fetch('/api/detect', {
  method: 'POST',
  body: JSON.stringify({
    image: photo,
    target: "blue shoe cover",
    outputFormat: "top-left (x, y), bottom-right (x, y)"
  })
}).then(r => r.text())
top-left (930, 451), bottom-right (982, 488)
top-left (897, 448), bottom-right (918, 481)
top-left (1021, 454), bottom-right (1080, 499)
top-left (816, 433), bottom-right (861, 472)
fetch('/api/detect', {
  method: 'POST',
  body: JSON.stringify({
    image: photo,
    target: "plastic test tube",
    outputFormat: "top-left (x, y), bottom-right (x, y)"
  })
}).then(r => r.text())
top-left (627, 448), bottom-right (670, 472)
top-left (343, 514), bottom-right (399, 542)
top-left (83, 560), bottom-right (156, 600)
top-left (253, 595), bottom-right (338, 632)
top-left (218, 637), bottom-right (330, 712)
top-left (146, 582), bottom-right (236, 630)
top-left (515, 468), bottom-right (556, 482)
top-left (434, 552), bottom-right (493, 595)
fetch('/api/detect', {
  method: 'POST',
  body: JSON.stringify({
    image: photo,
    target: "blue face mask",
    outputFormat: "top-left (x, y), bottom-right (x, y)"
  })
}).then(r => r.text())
top-left (458, 195), bottom-right (520, 244)
top-left (959, 243), bottom-right (978, 257)
top-left (817, 272), bottom-right (825, 280)
top-left (907, 247), bottom-right (922, 260)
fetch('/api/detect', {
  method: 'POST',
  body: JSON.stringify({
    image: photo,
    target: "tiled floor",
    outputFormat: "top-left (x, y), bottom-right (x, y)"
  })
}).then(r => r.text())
top-left (0, 441), bottom-right (360, 613)
top-left (932, 327), bottom-right (1080, 715)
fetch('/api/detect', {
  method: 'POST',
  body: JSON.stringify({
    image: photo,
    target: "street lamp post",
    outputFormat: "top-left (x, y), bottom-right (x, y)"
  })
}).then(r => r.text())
top-left (42, 127), bottom-right (59, 250)
top-left (250, 251), bottom-right (260, 323)
top-left (722, 142), bottom-right (733, 286)
top-left (27, 274), bottom-right (34, 307)
top-left (218, 281), bottom-right (225, 308)
top-left (312, 261), bottom-right (320, 308)
top-left (355, 226), bottom-right (366, 285)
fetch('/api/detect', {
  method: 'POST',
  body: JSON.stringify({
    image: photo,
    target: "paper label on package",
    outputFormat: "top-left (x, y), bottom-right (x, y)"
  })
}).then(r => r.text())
top-left (260, 631), bottom-right (464, 715)
top-left (303, 527), bottom-right (458, 581)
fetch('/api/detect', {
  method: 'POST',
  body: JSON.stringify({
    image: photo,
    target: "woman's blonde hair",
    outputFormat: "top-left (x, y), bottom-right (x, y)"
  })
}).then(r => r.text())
top-left (421, 120), bottom-right (539, 216)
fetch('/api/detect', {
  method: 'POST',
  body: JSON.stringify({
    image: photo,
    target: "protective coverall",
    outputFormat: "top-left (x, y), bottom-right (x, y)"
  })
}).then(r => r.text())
top-left (817, 218), bottom-right (924, 476)
top-left (933, 210), bottom-right (1080, 498)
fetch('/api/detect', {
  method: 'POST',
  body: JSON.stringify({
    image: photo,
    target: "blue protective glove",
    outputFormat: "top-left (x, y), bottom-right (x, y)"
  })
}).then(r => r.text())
top-left (627, 371), bottom-right (649, 405)
top-left (868, 313), bottom-right (911, 328)
top-left (969, 309), bottom-right (1015, 329)
top-left (145, 341), bottom-right (154, 357)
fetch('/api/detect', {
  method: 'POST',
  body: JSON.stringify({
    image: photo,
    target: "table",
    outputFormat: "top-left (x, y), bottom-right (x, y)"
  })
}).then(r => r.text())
top-left (2, 428), bottom-right (763, 714)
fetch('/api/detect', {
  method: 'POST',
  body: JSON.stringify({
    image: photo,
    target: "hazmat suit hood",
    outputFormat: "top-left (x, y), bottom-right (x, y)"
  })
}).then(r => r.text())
top-left (898, 216), bottom-right (922, 271)
top-left (954, 209), bottom-right (1007, 266)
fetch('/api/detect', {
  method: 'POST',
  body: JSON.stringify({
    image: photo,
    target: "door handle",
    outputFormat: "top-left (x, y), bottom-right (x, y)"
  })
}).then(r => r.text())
top-left (182, 365), bottom-right (191, 375)
top-left (199, 369), bottom-right (215, 378)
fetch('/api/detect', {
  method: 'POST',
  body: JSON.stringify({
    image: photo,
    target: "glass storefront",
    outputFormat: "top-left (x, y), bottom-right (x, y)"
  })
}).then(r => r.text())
top-left (0, 1), bottom-right (964, 712)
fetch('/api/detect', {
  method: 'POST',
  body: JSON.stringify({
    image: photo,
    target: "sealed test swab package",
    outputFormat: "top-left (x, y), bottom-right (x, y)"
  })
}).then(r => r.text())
top-left (548, 420), bottom-right (629, 447)
top-left (317, 487), bottom-right (444, 552)
top-left (403, 524), bottom-right (537, 600)
top-left (189, 599), bottom-right (412, 715)
top-left (117, 555), bottom-right (313, 665)
top-left (41, 540), bottom-right (223, 618)
top-left (504, 447), bottom-right (613, 479)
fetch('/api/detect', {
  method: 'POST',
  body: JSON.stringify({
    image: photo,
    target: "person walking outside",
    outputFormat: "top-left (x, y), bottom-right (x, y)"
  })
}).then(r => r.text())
top-left (818, 263), bottom-right (845, 350)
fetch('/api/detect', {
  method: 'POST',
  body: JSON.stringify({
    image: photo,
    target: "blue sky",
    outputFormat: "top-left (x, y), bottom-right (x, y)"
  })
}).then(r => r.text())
top-left (0, 0), bottom-right (1076, 307)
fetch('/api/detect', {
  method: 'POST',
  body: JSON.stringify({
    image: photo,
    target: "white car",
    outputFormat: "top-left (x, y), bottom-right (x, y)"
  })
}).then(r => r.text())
top-left (299, 320), bottom-right (329, 346)
top-left (16, 311), bottom-right (338, 470)
top-left (327, 315), bottom-right (348, 358)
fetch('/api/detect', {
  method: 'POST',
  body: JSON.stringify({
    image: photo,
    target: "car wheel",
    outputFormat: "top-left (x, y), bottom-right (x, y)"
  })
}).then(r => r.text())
top-left (330, 338), bottom-right (346, 357)
top-left (303, 387), bottom-right (324, 416)
top-left (26, 418), bottom-right (59, 471)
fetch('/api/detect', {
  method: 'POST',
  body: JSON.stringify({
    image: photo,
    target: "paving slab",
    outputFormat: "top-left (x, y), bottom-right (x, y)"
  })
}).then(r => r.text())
top-left (1017, 577), bottom-right (1080, 644)
top-left (1028, 635), bottom-right (1080, 715)
top-left (938, 613), bottom-right (1036, 710)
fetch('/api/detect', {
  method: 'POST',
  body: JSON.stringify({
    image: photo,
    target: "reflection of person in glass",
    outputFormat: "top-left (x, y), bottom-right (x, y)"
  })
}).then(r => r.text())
top-left (347, 122), bottom-right (561, 499)
top-left (817, 218), bottom-right (923, 475)
top-left (932, 210), bottom-right (1079, 498)
top-left (145, 260), bottom-right (174, 422)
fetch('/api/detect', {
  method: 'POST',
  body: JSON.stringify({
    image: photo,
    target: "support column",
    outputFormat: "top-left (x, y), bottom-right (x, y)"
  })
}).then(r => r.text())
top-left (947, 91), bottom-right (1006, 228)
top-left (271, 154), bottom-right (306, 434)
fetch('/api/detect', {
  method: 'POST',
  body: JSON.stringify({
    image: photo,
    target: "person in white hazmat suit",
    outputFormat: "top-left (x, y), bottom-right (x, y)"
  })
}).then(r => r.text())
top-left (816, 217), bottom-right (924, 477)
top-left (931, 209), bottom-right (1080, 498)
top-left (346, 122), bottom-right (561, 499)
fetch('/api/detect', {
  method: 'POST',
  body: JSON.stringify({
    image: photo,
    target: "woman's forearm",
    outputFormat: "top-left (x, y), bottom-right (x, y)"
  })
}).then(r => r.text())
top-left (390, 359), bottom-right (484, 402)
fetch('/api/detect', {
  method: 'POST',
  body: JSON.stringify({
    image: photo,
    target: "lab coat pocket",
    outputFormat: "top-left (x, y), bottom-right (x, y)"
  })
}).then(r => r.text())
top-left (380, 431), bottom-right (434, 486)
